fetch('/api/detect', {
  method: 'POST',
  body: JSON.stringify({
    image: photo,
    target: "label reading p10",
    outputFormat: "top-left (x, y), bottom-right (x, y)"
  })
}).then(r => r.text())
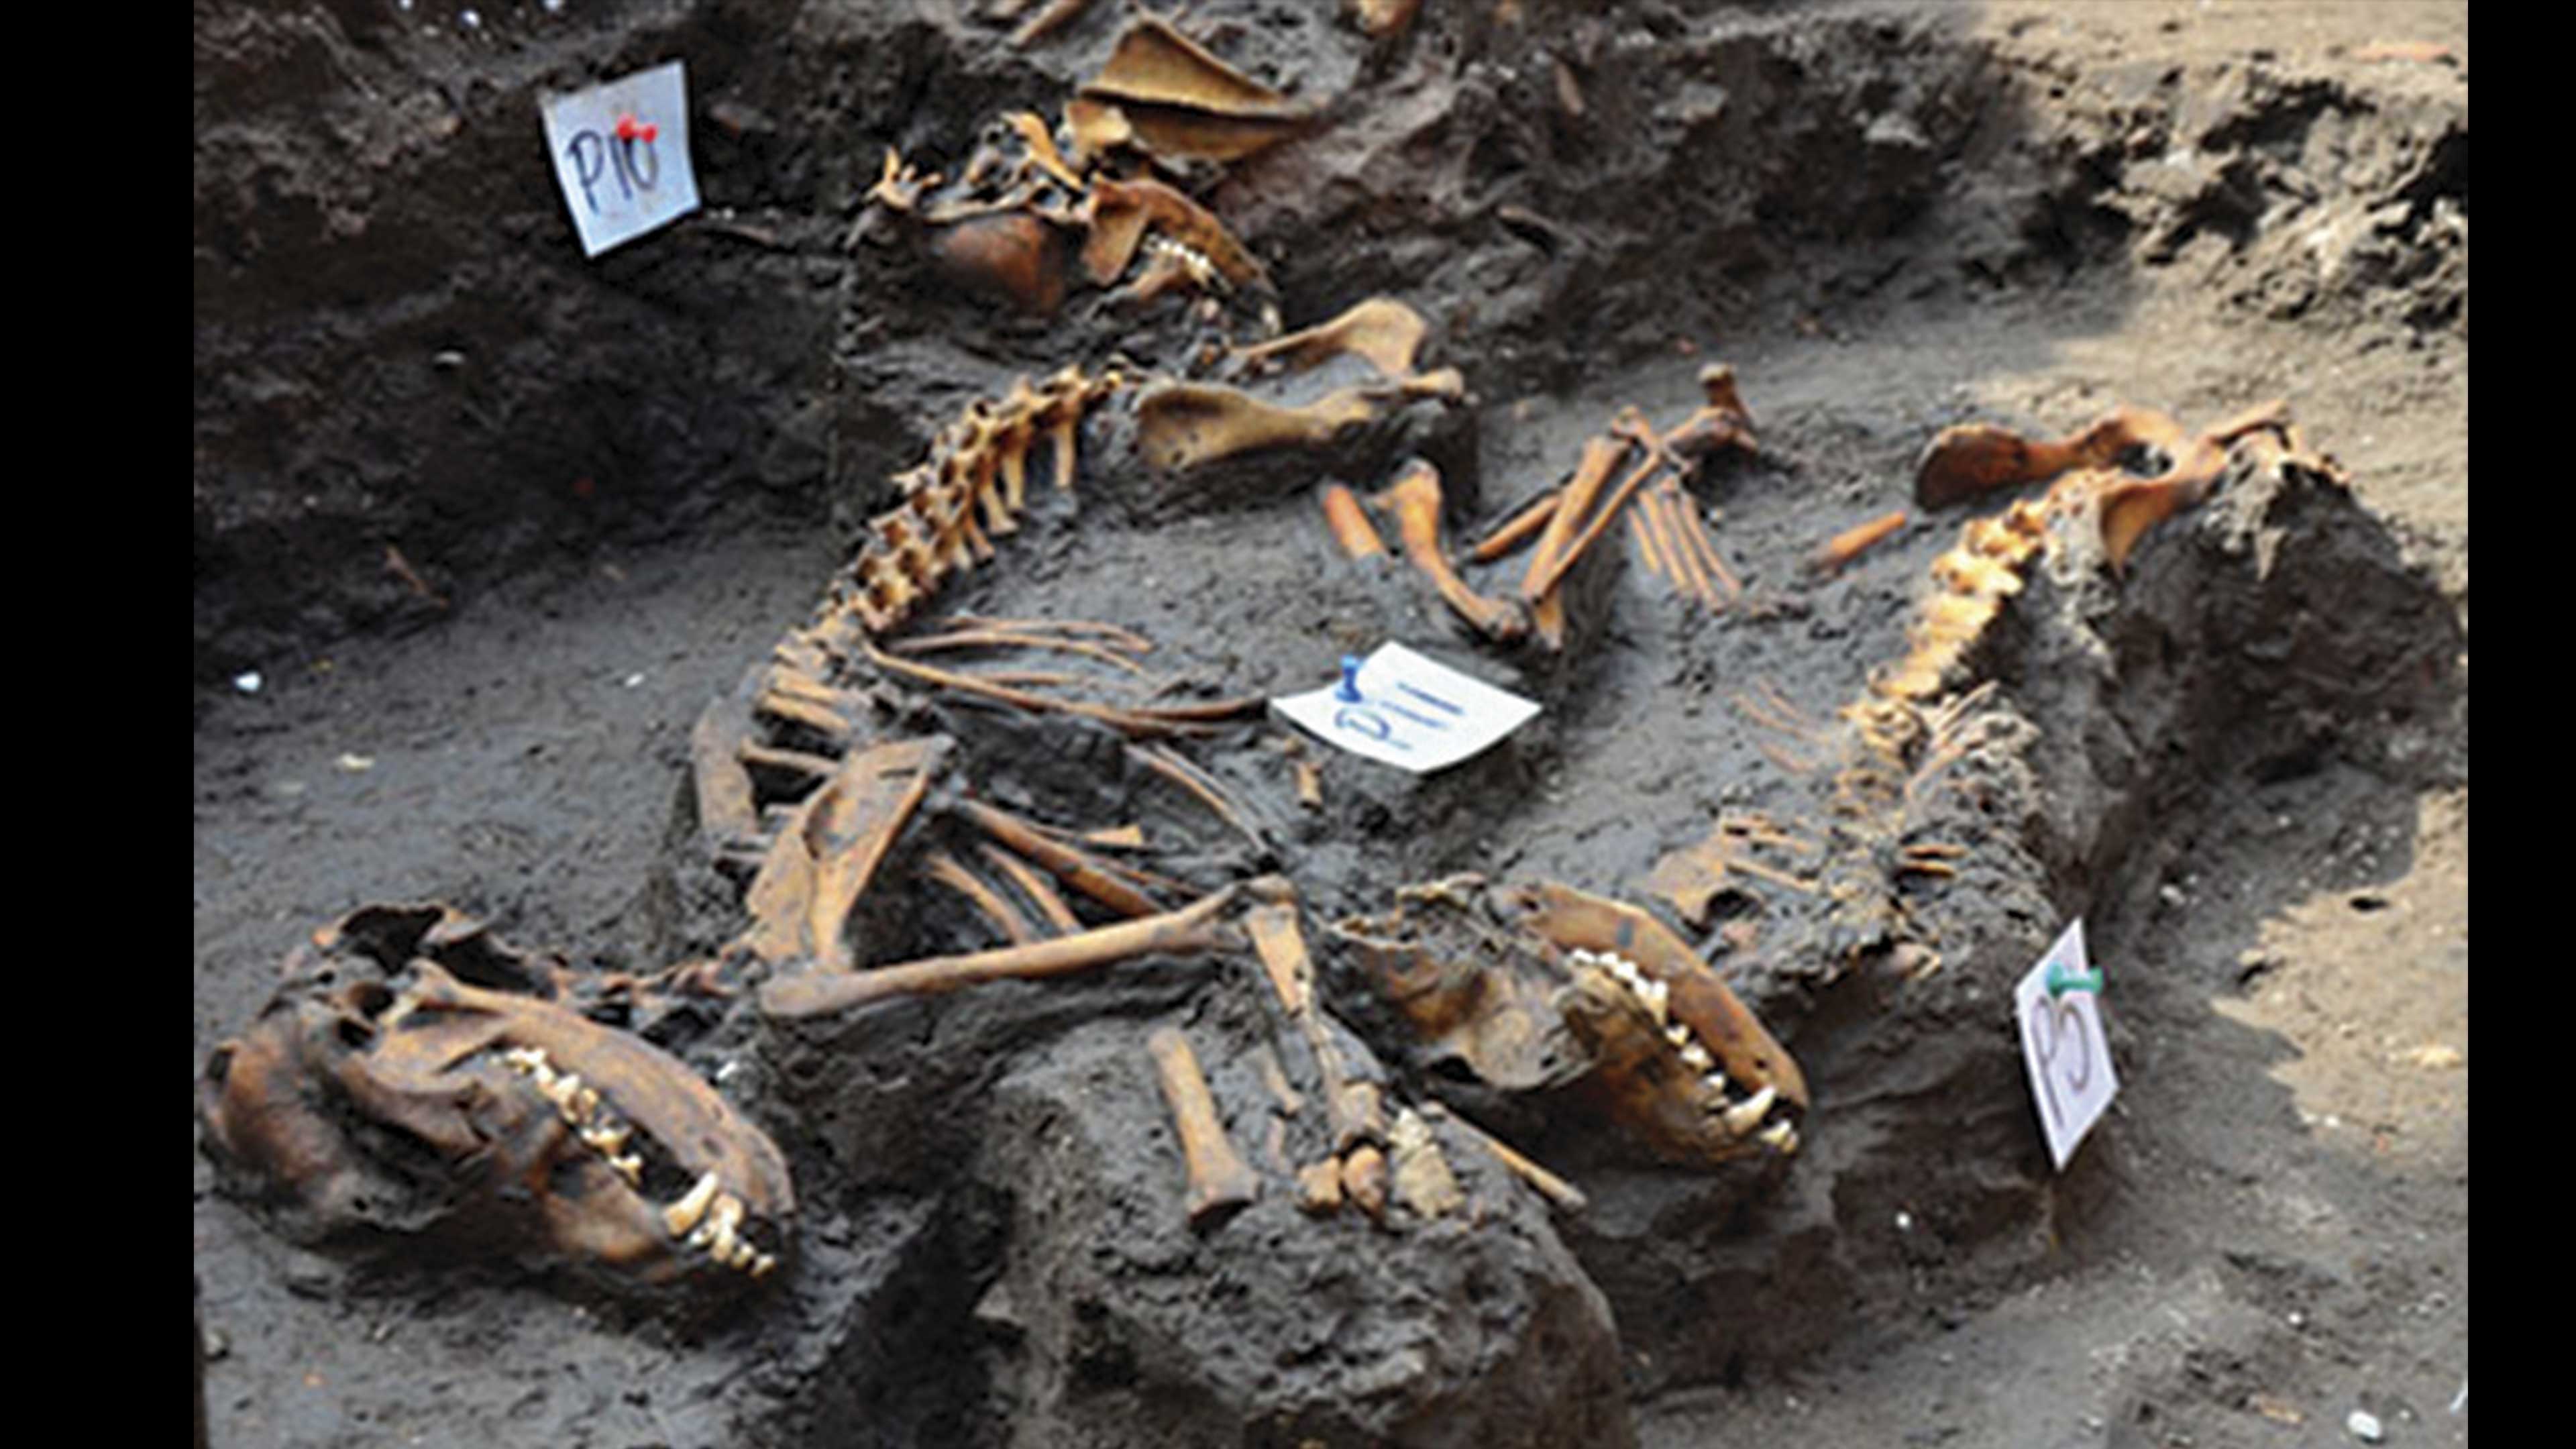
top-left (540, 62), bottom-right (700, 257)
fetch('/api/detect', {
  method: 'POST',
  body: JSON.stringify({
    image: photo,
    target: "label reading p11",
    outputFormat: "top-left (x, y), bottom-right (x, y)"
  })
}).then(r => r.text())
top-left (2016, 918), bottom-right (2120, 1170)
top-left (540, 62), bottom-right (700, 257)
top-left (1271, 643), bottom-right (1539, 774)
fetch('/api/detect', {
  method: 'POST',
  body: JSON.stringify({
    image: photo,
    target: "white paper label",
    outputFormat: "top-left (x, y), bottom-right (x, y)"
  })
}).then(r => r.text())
top-left (2015, 918), bottom-right (2119, 1169)
top-left (540, 62), bottom-right (700, 257)
top-left (1272, 643), bottom-right (1540, 773)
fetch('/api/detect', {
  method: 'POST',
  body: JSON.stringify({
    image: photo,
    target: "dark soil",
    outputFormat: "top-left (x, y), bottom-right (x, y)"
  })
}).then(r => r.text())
top-left (195, 3), bottom-right (2467, 1446)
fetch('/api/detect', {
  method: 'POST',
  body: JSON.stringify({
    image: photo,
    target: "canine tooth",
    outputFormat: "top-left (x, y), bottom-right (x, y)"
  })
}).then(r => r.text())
top-left (1758, 1121), bottom-right (1799, 1153)
top-left (1680, 1042), bottom-right (1714, 1072)
top-left (1722, 1085), bottom-right (1779, 1136)
top-left (663, 1171), bottom-right (720, 1238)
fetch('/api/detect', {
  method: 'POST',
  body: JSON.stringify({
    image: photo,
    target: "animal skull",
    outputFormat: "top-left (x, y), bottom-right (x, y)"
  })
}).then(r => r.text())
top-left (199, 905), bottom-right (794, 1302)
top-left (1334, 877), bottom-right (1808, 1166)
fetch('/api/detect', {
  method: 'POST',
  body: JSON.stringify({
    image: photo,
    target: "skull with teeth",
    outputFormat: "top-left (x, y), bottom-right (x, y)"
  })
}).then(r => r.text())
top-left (1333, 877), bottom-right (1808, 1165)
top-left (199, 905), bottom-right (794, 1302)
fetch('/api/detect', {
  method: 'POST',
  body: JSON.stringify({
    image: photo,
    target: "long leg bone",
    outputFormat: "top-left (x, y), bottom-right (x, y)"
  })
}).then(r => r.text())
top-left (1146, 1026), bottom-right (1263, 1228)
top-left (1377, 460), bottom-right (1528, 643)
top-left (759, 883), bottom-right (1246, 1018)
top-left (1809, 508), bottom-right (1911, 577)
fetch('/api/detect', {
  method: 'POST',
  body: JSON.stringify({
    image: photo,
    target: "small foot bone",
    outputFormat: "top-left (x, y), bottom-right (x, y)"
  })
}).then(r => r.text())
top-left (1147, 1026), bottom-right (1262, 1229)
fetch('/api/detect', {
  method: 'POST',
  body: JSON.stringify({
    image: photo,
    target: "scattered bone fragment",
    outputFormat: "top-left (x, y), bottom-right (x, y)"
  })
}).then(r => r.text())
top-left (1387, 1108), bottom-right (1467, 1220)
top-left (1348, 0), bottom-right (1423, 37)
top-left (1810, 508), bottom-right (1910, 577)
top-left (1340, 1143), bottom-right (1390, 1220)
top-left (757, 883), bottom-right (1246, 1018)
top-left (1297, 1158), bottom-right (1346, 1214)
top-left (1146, 1026), bottom-right (1263, 1228)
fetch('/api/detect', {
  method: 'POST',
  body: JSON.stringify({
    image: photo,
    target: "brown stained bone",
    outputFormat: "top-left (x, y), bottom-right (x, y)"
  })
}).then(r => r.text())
top-left (941, 614), bottom-right (1158, 654)
top-left (1146, 1026), bottom-right (1263, 1228)
top-left (737, 737), bottom-right (953, 970)
top-left (1232, 297), bottom-right (1431, 381)
top-left (892, 627), bottom-right (1155, 678)
top-left (1296, 1158), bottom-right (1346, 1214)
top-left (1520, 432), bottom-right (1630, 609)
top-left (1470, 488), bottom-right (1560, 564)
top-left (1133, 379), bottom-right (1409, 475)
top-left (1641, 484), bottom-right (1713, 608)
top-left (1247, 896), bottom-right (1381, 1156)
top-left (1130, 743), bottom-right (1271, 853)
top-left (955, 798), bottom-right (1167, 918)
top-left (859, 637), bottom-right (1261, 738)
top-left (927, 211), bottom-right (1070, 316)
top-left (840, 367), bottom-right (1126, 636)
top-left (1080, 176), bottom-right (1269, 292)
top-left (1350, 0), bottom-right (1425, 36)
top-left (1809, 508), bottom-right (1911, 577)
top-left (1521, 435), bottom-right (1670, 603)
top-left (1340, 1143), bottom-right (1390, 1220)
top-left (757, 883), bottom-right (1247, 1018)
top-left (1378, 460), bottom-right (1528, 643)
top-left (1627, 502), bottom-right (1666, 580)
top-left (1010, 0), bottom-right (1098, 48)
top-left (203, 912), bottom-right (794, 1298)
top-left (1663, 481), bottom-right (1743, 599)
top-left (1647, 814), bottom-right (1820, 926)
top-left (1915, 405), bottom-right (2182, 510)
top-left (1421, 1102), bottom-right (1589, 1213)
top-left (922, 849), bottom-right (1039, 945)
top-left (979, 844), bottom-right (1086, 934)
top-left (1074, 13), bottom-right (1312, 165)
top-left (1321, 482), bottom-right (1387, 559)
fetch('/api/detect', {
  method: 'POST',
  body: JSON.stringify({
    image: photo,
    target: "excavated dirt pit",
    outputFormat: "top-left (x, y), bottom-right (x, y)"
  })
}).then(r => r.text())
top-left (195, 3), bottom-right (2467, 1447)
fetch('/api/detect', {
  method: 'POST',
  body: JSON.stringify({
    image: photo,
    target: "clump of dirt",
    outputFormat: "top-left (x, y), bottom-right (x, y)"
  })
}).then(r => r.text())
top-left (195, 3), bottom-right (2467, 1448)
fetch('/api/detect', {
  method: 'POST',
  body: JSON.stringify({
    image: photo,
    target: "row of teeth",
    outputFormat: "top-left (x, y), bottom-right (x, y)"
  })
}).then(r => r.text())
top-left (1566, 949), bottom-right (1799, 1155)
top-left (499, 1046), bottom-right (777, 1278)
top-left (501, 1045), bottom-right (645, 1184)
top-left (660, 1169), bottom-right (777, 1279)
top-left (1143, 233), bottom-right (1223, 291)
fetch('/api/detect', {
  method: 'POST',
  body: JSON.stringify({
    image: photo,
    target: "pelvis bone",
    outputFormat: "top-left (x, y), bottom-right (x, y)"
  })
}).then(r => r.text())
top-left (1334, 877), bottom-right (1807, 1166)
top-left (200, 904), bottom-right (794, 1301)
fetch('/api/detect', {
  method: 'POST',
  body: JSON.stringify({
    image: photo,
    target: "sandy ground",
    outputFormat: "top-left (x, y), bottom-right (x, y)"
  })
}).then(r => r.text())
top-left (195, 3), bottom-right (2465, 1444)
